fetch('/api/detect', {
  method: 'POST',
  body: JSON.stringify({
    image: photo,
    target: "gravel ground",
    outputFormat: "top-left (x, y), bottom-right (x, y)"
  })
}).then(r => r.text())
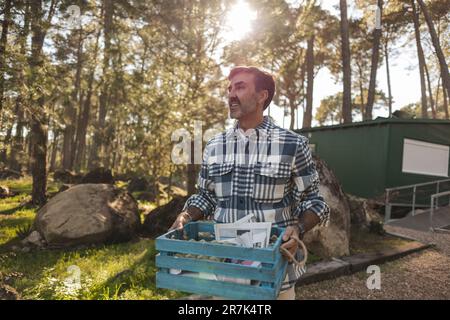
top-left (295, 249), bottom-right (450, 300)
top-left (296, 224), bottom-right (450, 300)
top-left (384, 225), bottom-right (450, 256)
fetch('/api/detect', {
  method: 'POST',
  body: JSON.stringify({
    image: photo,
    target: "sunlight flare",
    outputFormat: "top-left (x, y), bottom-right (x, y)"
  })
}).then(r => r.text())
top-left (224, 0), bottom-right (257, 42)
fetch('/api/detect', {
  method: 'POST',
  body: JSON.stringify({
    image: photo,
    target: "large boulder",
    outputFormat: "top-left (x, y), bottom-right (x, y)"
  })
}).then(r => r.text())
top-left (302, 156), bottom-right (351, 259)
top-left (30, 184), bottom-right (140, 248)
top-left (141, 196), bottom-right (188, 238)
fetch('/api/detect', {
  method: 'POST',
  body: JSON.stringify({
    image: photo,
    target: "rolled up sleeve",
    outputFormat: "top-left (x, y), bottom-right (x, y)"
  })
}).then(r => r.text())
top-left (182, 141), bottom-right (217, 217)
top-left (291, 136), bottom-right (330, 227)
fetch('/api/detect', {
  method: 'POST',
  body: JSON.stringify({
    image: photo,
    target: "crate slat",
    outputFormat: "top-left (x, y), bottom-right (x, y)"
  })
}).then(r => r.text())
top-left (156, 254), bottom-right (283, 282)
top-left (156, 272), bottom-right (277, 300)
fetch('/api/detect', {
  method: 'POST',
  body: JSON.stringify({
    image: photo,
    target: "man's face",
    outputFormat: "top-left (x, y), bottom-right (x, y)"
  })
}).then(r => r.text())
top-left (227, 72), bottom-right (261, 120)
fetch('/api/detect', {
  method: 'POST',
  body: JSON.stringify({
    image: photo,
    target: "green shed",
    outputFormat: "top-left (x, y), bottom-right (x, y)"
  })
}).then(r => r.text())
top-left (296, 118), bottom-right (450, 199)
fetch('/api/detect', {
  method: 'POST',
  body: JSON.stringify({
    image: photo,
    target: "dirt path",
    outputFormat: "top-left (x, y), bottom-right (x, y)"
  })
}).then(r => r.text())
top-left (295, 248), bottom-right (450, 300)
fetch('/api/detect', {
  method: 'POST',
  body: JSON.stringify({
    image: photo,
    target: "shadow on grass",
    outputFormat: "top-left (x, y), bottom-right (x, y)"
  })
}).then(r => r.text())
top-left (82, 240), bottom-right (181, 300)
top-left (0, 203), bottom-right (34, 215)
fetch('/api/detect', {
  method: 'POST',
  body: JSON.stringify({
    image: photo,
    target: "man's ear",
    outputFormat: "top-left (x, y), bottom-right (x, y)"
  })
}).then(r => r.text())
top-left (258, 90), bottom-right (268, 108)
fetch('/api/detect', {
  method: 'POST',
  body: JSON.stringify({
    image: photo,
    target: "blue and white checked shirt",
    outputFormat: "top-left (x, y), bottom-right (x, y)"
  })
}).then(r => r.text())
top-left (183, 116), bottom-right (330, 288)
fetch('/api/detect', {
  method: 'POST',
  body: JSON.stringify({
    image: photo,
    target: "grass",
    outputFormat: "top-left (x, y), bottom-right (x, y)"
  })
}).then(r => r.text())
top-left (0, 177), bottom-right (184, 300)
top-left (0, 240), bottom-right (182, 300)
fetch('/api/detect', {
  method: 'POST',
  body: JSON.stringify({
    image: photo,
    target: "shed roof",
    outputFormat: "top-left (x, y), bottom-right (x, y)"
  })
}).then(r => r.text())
top-left (297, 117), bottom-right (450, 133)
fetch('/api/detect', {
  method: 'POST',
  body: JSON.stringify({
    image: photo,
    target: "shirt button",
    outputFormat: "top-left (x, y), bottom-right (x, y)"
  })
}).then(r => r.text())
top-left (239, 198), bottom-right (244, 204)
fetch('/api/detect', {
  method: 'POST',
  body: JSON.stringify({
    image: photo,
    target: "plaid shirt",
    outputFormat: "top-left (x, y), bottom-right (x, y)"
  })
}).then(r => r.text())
top-left (183, 116), bottom-right (330, 288)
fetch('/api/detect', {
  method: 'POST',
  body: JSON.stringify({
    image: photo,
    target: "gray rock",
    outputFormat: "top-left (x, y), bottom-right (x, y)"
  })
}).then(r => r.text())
top-left (34, 184), bottom-right (140, 248)
top-left (302, 156), bottom-right (351, 259)
top-left (21, 231), bottom-right (44, 247)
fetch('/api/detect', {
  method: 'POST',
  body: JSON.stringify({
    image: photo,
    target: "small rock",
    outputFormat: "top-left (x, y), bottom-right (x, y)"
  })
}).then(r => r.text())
top-left (22, 231), bottom-right (44, 247)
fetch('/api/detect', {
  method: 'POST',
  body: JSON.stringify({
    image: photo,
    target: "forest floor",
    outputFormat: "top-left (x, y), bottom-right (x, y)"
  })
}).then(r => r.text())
top-left (0, 177), bottom-right (431, 300)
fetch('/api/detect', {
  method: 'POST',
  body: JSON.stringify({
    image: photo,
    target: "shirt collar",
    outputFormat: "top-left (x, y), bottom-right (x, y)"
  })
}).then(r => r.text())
top-left (232, 116), bottom-right (274, 138)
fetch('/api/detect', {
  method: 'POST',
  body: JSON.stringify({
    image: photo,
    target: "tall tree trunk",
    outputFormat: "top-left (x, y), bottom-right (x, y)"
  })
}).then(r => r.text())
top-left (357, 63), bottom-right (365, 115)
top-left (384, 41), bottom-right (393, 117)
top-left (9, 99), bottom-right (25, 171)
top-left (89, 0), bottom-right (113, 169)
top-left (0, 121), bottom-right (13, 164)
top-left (49, 130), bottom-right (60, 172)
top-left (70, 28), bottom-right (84, 168)
top-left (303, 35), bottom-right (314, 129)
top-left (0, 0), bottom-right (12, 127)
top-left (63, 28), bottom-right (83, 171)
top-left (0, 0), bottom-right (12, 162)
top-left (365, 0), bottom-right (383, 121)
top-left (74, 28), bottom-right (101, 173)
top-left (187, 140), bottom-right (196, 197)
top-left (411, 0), bottom-right (428, 118)
top-left (9, 0), bottom-right (30, 172)
top-left (289, 97), bottom-right (296, 130)
top-left (29, 0), bottom-right (47, 205)
top-left (416, 0), bottom-right (450, 101)
top-left (28, 0), bottom-right (56, 206)
top-left (339, 0), bottom-right (352, 123)
top-left (423, 60), bottom-right (436, 119)
top-left (443, 82), bottom-right (449, 120)
top-left (62, 98), bottom-right (76, 170)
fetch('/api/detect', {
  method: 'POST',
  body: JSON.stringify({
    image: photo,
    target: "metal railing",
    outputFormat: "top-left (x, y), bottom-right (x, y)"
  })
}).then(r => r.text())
top-left (385, 179), bottom-right (450, 222)
top-left (429, 191), bottom-right (450, 232)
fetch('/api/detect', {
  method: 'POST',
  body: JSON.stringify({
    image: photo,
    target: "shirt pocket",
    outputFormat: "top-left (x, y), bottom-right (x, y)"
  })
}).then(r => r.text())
top-left (208, 162), bottom-right (233, 201)
top-left (253, 162), bottom-right (291, 203)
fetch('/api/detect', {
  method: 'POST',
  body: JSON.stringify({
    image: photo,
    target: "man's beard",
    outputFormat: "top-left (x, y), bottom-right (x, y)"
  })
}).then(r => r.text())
top-left (228, 97), bottom-right (257, 119)
top-left (228, 97), bottom-right (241, 119)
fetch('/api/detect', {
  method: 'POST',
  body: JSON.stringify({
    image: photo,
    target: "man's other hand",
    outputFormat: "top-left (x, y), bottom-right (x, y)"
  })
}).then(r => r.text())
top-left (280, 225), bottom-right (300, 262)
top-left (168, 211), bottom-right (192, 231)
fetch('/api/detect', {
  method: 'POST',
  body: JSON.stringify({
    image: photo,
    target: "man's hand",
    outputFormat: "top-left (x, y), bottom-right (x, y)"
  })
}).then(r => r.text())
top-left (168, 207), bottom-right (204, 231)
top-left (168, 211), bottom-right (192, 231)
top-left (280, 225), bottom-right (300, 263)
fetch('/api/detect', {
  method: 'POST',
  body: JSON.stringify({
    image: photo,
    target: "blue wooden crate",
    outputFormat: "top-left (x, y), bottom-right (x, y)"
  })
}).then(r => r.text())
top-left (155, 221), bottom-right (288, 300)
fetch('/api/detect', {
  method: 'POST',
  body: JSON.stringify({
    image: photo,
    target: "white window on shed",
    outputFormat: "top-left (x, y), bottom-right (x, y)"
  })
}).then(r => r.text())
top-left (402, 138), bottom-right (449, 177)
